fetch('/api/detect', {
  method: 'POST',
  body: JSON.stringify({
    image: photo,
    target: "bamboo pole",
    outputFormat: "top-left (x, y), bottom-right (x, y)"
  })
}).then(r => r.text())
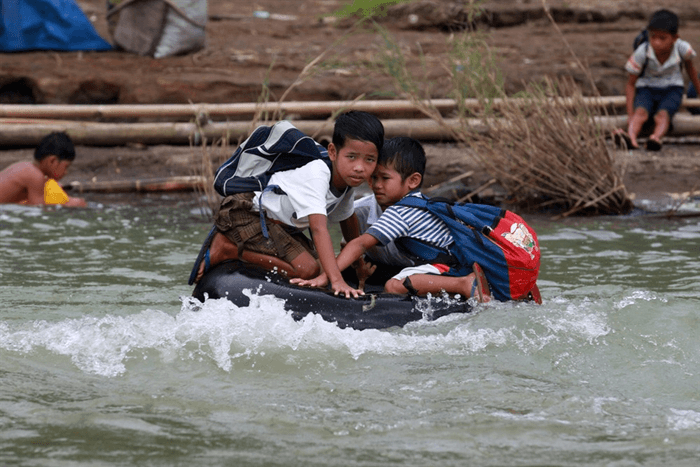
top-left (66, 176), bottom-right (205, 193)
top-left (0, 118), bottom-right (476, 145)
top-left (5, 114), bottom-right (700, 146)
top-left (0, 100), bottom-right (460, 120)
top-left (1, 97), bottom-right (700, 120)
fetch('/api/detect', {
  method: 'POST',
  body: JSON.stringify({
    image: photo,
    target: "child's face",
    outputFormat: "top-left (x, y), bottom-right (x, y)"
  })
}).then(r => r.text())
top-left (40, 155), bottom-right (72, 181)
top-left (648, 29), bottom-right (678, 56)
top-left (328, 138), bottom-right (378, 190)
top-left (370, 163), bottom-right (414, 209)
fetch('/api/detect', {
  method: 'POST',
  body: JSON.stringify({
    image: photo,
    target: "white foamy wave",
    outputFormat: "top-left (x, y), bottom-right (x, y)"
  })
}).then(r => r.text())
top-left (668, 408), bottom-right (700, 430)
top-left (0, 289), bottom-right (605, 377)
top-left (0, 310), bottom-right (179, 377)
top-left (529, 299), bottom-right (610, 344)
top-left (615, 290), bottom-right (666, 309)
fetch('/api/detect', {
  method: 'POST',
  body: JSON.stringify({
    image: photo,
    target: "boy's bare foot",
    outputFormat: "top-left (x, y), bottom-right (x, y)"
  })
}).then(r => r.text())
top-left (613, 130), bottom-right (638, 150)
top-left (471, 263), bottom-right (491, 303)
top-left (194, 232), bottom-right (238, 283)
top-left (528, 284), bottom-right (543, 304)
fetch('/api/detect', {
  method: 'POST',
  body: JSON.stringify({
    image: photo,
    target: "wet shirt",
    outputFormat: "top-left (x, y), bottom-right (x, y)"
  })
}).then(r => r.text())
top-left (625, 39), bottom-right (696, 88)
top-left (367, 191), bottom-right (453, 249)
top-left (252, 159), bottom-right (354, 229)
top-left (353, 194), bottom-right (415, 267)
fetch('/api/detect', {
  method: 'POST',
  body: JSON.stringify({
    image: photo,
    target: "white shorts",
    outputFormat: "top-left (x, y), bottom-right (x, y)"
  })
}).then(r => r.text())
top-left (390, 263), bottom-right (450, 281)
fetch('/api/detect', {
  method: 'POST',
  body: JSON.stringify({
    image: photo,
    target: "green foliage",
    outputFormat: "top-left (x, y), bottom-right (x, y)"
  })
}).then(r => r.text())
top-left (332, 0), bottom-right (414, 19)
top-left (360, 2), bottom-right (503, 117)
top-left (446, 33), bottom-right (505, 117)
top-left (370, 23), bottom-right (423, 97)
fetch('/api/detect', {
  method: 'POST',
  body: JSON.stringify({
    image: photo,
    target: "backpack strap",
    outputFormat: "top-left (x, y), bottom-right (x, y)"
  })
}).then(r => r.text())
top-left (639, 42), bottom-right (649, 78)
top-left (395, 236), bottom-right (457, 265)
top-left (259, 185), bottom-right (274, 239)
top-left (393, 195), bottom-right (460, 264)
top-left (638, 41), bottom-right (683, 79)
top-left (398, 195), bottom-right (497, 235)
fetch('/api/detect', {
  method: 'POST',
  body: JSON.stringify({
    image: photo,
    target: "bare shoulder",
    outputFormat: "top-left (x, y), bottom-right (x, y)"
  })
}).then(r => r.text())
top-left (2, 161), bottom-right (44, 182)
top-left (0, 161), bottom-right (45, 203)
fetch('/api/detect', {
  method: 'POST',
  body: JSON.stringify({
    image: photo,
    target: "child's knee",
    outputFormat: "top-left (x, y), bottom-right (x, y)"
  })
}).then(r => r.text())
top-left (384, 278), bottom-right (407, 294)
top-left (297, 263), bottom-right (320, 280)
top-left (292, 255), bottom-right (320, 279)
top-left (654, 109), bottom-right (670, 121)
top-left (633, 107), bottom-right (649, 119)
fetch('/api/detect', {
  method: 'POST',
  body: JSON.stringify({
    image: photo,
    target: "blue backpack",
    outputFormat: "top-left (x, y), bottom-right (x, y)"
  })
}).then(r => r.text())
top-left (395, 196), bottom-right (541, 302)
top-left (213, 120), bottom-right (330, 197)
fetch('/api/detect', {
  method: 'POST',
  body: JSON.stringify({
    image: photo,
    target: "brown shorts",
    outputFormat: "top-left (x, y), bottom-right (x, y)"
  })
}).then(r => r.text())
top-left (214, 192), bottom-right (317, 264)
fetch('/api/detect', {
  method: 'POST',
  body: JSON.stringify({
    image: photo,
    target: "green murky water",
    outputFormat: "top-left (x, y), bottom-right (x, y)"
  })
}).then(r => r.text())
top-left (2, 195), bottom-right (700, 466)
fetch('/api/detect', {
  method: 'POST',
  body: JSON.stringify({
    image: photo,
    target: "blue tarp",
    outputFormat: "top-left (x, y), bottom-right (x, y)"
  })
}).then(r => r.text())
top-left (0, 0), bottom-right (112, 51)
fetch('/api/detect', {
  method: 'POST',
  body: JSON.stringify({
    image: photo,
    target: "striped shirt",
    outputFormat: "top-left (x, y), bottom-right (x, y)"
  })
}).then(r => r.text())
top-left (366, 192), bottom-right (454, 250)
top-left (625, 39), bottom-right (696, 88)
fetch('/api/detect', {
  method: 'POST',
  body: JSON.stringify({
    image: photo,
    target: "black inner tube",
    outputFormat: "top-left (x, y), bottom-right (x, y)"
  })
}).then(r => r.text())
top-left (192, 261), bottom-right (472, 330)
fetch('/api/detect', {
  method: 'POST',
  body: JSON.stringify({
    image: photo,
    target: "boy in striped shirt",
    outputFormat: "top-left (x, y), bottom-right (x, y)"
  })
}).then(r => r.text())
top-left (292, 136), bottom-right (491, 303)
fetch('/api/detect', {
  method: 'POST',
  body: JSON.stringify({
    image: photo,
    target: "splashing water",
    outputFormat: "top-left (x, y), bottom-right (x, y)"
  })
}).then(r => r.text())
top-left (2, 203), bottom-right (700, 465)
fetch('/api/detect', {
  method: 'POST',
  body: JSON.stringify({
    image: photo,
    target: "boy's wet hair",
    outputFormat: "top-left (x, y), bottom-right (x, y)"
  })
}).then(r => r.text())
top-left (379, 136), bottom-right (426, 187)
top-left (332, 110), bottom-right (384, 153)
top-left (34, 132), bottom-right (76, 161)
top-left (648, 9), bottom-right (678, 35)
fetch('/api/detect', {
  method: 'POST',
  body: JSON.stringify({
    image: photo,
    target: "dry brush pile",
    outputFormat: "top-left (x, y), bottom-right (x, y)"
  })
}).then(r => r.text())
top-left (366, 2), bottom-right (633, 217)
top-left (460, 80), bottom-right (633, 217)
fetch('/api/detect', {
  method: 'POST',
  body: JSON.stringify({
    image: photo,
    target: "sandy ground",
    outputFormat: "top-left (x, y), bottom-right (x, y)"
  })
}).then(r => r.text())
top-left (2, 0), bottom-right (700, 210)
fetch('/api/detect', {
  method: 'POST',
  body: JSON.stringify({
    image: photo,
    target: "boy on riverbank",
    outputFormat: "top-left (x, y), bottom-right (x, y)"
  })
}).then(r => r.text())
top-left (293, 137), bottom-right (530, 303)
top-left (190, 111), bottom-right (384, 298)
top-left (617, 9), bottom-right (700, 150)
top-left (0, 132), bottom-right (86, 206)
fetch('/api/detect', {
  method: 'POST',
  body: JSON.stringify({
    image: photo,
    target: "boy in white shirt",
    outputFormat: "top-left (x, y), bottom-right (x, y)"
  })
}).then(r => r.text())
top-left (617, 9), bottom-right (700, 150)
top-left (193, 111), bottom-right (384, 298)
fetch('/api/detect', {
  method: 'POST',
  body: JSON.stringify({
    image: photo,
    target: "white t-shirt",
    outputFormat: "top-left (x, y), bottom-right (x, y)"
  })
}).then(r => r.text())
top-left (625, 38), bottom-right (696, 88)
top-left (251, 159), bottom-right (355, 229)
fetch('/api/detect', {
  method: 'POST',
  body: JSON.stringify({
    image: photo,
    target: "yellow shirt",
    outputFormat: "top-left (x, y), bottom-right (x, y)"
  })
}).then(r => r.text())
top-left (44, 179), bottom-right (69, 204)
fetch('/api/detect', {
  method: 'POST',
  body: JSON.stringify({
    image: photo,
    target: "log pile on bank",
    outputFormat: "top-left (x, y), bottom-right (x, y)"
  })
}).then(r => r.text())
top-left (1, 97), bottom-right (700, 146)
top-left (2, 98), bottom-right (699, 215)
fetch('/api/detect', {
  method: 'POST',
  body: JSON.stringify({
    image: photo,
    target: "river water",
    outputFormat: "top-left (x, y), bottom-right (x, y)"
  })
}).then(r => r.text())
top-left (1, 195), bottom-right (699, 466)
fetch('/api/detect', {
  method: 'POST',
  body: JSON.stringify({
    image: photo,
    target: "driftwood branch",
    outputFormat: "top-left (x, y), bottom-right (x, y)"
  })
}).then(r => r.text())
top-left (424, 170), bottom-right (475, 195)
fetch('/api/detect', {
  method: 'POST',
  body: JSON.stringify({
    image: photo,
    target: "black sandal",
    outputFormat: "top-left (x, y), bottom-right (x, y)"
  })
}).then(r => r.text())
top-left (645, 138), bottom-right (662, 151)
top-left (613, 131), bottom-right (637, 150)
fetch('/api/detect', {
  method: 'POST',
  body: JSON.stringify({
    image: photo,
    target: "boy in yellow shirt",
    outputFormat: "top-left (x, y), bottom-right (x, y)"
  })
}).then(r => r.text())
top-left (0, 132), bottom-right (86, 207)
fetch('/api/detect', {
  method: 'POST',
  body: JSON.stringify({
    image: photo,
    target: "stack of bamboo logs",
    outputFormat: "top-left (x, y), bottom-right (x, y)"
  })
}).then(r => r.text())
top-left (2, 97), bottom-right (700, 146)
top-left (3, 98), bottom-right (700, 195)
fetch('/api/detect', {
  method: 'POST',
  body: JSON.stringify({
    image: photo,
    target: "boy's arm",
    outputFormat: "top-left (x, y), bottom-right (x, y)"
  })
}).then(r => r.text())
top-left (335, 233), bottom-right (380, 272)
top-left (291, 231), bottom-right (379, 293)
top-left (624, 74), bottom-right (638, 120)
top-left (685, 59), bottom-right (700, 102)
top-left (25, 171), bottom-right (47, 205)
top-left (339, 212), bottom-right (376, 288)
top-left (340, 212), bottom-right (361, 242)
top-left (307, 213), bottom-right (364, 298)
top-left (623, 47), bottom-right (644, 122)
top-left (64, 196), bottom-right (87, 207)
